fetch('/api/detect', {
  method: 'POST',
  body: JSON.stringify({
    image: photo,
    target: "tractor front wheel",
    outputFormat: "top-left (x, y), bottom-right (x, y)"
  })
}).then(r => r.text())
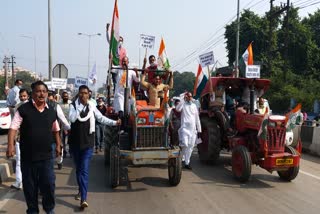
top-left (168, 156), bottom-right (182, 186)
top-left (277, 146), bottom-right (299, 181)
top-left (109, 145), bottom-right (120, 188)
top-left (232, 145), bottom-right (252, 183)
top-left (198, 117), bottom-right (221, 165)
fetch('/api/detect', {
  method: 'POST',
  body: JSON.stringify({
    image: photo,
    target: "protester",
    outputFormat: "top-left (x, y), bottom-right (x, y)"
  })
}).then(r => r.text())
top-left (6, 79), bottom-right (23, 118)
top-left (59, 91), bottom-right (72, 158)
top-left (95, 97), bottom-right (107, 153)
top-left (209, 84), bottom-right (236, 136)
top-left (69, 85), bottom-right (121, 209)
top-left (113, 56), bottom-right (139, 123)
top-left (10, 89), bottom-right (29, 190)
top-left (47, 91), bottom-right (71, 169)
top-left (6, 81), bottom-right (61, 214)
top-left (176, 92), bottom-right (201, 170)
top-left (169, 99), bottom-right (181, 146)
top-left (142, 55), bottom-right (169, 83)
top-left (106, 23), bottom-right (127, 92)
top-left (140, 72), bottom-right (173, 108)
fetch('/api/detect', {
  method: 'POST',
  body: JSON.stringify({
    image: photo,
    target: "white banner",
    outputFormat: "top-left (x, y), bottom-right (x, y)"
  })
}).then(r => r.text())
top-left (140, 34), bottom-right (155, 49)
top-left (199, 51), bottom-right (214, 67)
top-left (44, 81), bottom-right (54, 90)
top-left (245, 65), bottom-right (261, 78)
top-left (75, 76), bottom-right (88, 88)
top-left (51, 78), bottom-right (67, 89)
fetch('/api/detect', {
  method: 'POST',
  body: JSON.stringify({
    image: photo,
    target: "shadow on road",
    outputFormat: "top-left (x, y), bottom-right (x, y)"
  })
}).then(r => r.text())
top-left (189, 151), bottom-right (292, 189)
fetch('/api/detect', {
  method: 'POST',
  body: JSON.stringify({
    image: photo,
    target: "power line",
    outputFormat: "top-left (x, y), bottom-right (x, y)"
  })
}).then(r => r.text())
top-left (298, 0), bottom-right (320, 8)
top-left (171, 0), bottom-right (268, 71)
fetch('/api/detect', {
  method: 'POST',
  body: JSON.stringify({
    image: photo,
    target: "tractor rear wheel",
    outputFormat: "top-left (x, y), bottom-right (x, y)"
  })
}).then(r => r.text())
top-left (109, 145), bottom-right (120, 188)
top-left (277, 146), bottom-right (299, 181)
top-left (168, 156), bottom-right (182, 186)
top-left (232, 145), bottom-right (252, 183)
top-left (198, 116), bottom-right (221, 165)
top-left (104, 126), bottom-right (118, 166)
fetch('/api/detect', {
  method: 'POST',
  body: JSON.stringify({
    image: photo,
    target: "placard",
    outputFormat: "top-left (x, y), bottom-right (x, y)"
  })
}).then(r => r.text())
top-left (140, 34), bottom-right (155, 49)
top-left (245, 65), bottom-right (260, 78)
top-left (199, 51), bottom-right (214, 67)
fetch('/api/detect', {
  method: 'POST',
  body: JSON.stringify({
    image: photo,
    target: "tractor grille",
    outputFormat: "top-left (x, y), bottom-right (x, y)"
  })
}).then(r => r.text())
top-left (136, 126), bottom-right (166, 148)
top-left (267, 126), bottom-right (286, 153)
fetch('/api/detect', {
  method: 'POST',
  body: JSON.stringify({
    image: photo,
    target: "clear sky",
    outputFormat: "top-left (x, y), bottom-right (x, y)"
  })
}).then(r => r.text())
top-left (0, 0), bottom-right (319, 88)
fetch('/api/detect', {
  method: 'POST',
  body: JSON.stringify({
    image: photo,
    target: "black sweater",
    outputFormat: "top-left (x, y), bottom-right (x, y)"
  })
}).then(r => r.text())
top-left (18, 102), bottom-right (57, 162)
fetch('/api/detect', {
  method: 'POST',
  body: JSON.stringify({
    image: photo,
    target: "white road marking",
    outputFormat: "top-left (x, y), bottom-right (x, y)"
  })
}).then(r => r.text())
top-left (300, 170), bottom-right (320, 181)
top-left (0, 190), bottom-right (17, 210)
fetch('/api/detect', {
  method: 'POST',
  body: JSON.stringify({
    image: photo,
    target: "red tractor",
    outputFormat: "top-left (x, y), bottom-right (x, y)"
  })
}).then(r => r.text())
top-left (198, 77), bottom-right (301, 182)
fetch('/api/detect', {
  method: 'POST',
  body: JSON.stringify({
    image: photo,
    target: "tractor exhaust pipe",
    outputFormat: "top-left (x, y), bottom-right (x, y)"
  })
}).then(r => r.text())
top-left (250, 86), bottom-right (254, 114)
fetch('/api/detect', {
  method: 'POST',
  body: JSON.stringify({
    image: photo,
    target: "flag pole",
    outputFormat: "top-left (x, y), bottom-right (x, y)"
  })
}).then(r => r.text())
top-left (207, 65), bottom-right (213, 95)
top-left (107, 0), bottom-right (118, 105)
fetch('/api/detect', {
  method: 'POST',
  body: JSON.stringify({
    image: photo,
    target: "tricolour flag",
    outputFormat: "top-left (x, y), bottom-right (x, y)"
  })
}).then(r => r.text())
top-left (242, 42), bottom-right (253, 65)
top-left (193, 64), bottom-right (208, 99)
top-left (285, 103), bottom-right (302, 131)
top-left (88, 63), bottom-right (97, 85)
top-left (157, 38), bottom-right (170, 69)
top-left (110, 0), bottom-right (120, 65)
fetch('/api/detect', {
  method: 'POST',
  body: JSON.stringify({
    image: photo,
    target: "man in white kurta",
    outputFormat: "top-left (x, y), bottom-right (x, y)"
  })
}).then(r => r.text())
top-left (176, 92), bottom-right (201, 170)
top-left (113, 56), bottom-right (140, 113)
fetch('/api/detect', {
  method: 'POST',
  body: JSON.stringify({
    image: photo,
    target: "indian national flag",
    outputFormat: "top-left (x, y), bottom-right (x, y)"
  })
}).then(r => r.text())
top-left (157, 38), bottom-right (170, 69)
top-left (285, 103), bottom-right (302, 131)
top-left (193, 64), bottom-right (208, 99)
top-left (242, 42), bottom-right (253, 65)
top-left (110, 0), bottom-right (120, 65)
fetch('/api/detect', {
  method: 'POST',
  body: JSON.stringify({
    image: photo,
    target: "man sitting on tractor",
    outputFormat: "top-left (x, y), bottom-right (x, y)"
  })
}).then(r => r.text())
top-left (209, 83), bottom-right (236, 137)
top-left (142, 55), bottom-right (169, 83)
top-left (140, 71), bottom-right (173, 108)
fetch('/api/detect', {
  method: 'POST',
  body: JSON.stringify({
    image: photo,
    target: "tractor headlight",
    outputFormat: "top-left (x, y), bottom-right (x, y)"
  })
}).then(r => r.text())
top-left (137, 118), bottom-right (146, 124)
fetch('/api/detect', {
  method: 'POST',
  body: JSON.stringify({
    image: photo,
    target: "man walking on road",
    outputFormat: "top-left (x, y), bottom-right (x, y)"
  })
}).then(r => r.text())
top-left (176, 92), bottom-right (201, 170)
top-left (59, 91), bottom-right (72, 158)
top-left (10, 88), bottom-right (29, 190)
top-left (6, 79), bottom-right (23, 118)
top-left (69, 85), bottom-right (121, 209)
top-left (6, 81), bottom-right (61, 214)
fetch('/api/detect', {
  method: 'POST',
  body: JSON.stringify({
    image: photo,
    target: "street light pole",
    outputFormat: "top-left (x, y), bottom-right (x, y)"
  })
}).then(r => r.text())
top-left (21, 35), bottom-right (37, 76)
top-left (48, 0), bottom-right (52, 80)
top-left (78, 33), bottom-right (101, 75)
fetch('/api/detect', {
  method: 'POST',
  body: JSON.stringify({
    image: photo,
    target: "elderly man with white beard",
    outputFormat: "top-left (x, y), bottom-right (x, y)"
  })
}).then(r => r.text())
top-left (176, 92), bottom-right (201, 170)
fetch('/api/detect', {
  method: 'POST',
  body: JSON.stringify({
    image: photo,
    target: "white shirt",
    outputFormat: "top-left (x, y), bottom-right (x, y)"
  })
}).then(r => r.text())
top-left (114, 69), bottom-right (140, 96)
top-left (6, 85), bottom-right (20, 107)
top-left (176, 99), bottom-right (202, 135)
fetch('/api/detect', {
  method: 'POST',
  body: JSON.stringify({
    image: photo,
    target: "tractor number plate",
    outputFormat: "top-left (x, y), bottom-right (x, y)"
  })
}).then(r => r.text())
top-left (276, 158), bottom-right (293, 165)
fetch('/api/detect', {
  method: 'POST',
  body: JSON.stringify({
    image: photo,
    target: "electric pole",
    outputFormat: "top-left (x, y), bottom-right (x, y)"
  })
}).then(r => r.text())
top-left (9, 55), bottom-right (16, 86)
top-left (268, 0), bottom-right (290, 77)
top-left (3, 56), bottom-right (10, 89)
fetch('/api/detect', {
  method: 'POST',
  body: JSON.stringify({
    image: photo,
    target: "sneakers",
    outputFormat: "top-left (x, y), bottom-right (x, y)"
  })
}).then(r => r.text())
top-left (80, 200), bottom-right (89, 209)
top-left (57, 163), bottom-right (63, 170)
top-left (74, 192), bottom-right (81, 201)
top-left (184, 165), bottom-right (192, 170)
top-left (99, 148), bottom-right (103, 152)
top-left (10, 182), bottom-right (22, 190)
top-left (95, 148), bottom-right (99, 154)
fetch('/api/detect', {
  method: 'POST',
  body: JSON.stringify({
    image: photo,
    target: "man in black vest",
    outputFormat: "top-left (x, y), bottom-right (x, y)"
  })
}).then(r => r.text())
top-left (69, 85), bottom-right (120, 209)
top-left (7, 81), bottom-right (61, 214)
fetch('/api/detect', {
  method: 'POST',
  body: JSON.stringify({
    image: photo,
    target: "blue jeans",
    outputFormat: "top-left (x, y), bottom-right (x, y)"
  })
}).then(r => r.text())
top-left (21, 159), bottom-right (55, 214)
top-left (95, 123), bottom-right (105, 149)
top-left (72, 147), bottom-right (93, 201)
